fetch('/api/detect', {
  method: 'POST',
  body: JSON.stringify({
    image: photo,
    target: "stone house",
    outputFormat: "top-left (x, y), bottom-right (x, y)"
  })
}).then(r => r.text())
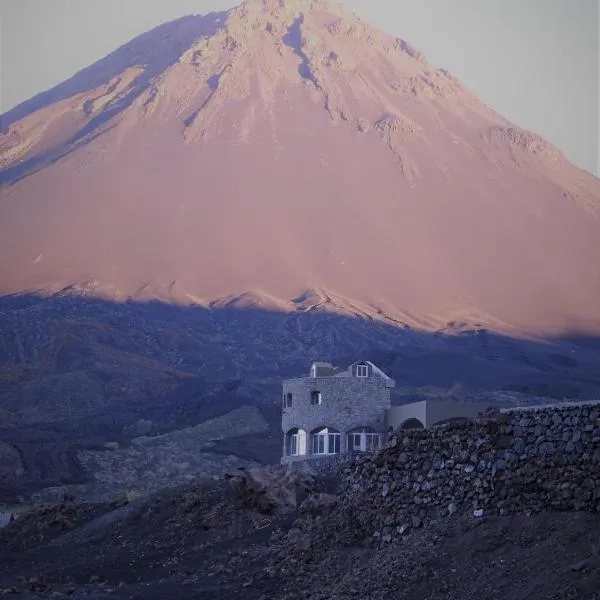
top-left (281, 360), bottom-right (494, 463)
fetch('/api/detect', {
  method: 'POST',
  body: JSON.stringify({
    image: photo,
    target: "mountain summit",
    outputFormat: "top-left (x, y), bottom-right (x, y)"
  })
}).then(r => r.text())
top-left (1, 0), bottom-right (599, 335)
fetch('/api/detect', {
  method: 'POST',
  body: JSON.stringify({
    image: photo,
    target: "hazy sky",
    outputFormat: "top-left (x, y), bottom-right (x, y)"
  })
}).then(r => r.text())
top-left (1, 0), bottom-right (598, 175)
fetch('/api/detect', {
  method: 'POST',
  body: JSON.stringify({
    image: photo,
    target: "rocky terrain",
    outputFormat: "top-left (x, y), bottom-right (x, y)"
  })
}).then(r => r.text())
top-left (3, 407), bottom-right (600, 600)
top-left (2, 293), bottom-right (600, 505)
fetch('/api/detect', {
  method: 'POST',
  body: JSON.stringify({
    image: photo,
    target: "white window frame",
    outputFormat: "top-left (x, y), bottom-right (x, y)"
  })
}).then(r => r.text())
top-left (347, 429), bottom-right (380, 452)
top-left (328, 432), bottom-right (341, 454)
top-left (348, 433), bottom-right (362, 452)
top-left (365, 432), bottom-right (380, 451)
top-left (356, 364), bottom-right (369, 378)
top-left (290, 433), bottom-right (299, 456)
top-left (311, 428), bottom-right (340, 455)
top-left (287, 429), bottom-right (306, 456)
top-left (312, 433), bottom-right (324, 454)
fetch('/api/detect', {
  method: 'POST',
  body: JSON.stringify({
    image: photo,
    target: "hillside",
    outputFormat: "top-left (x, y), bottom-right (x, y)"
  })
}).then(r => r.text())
top-left (2, 294), bottom-right (600, 503)
top-left (1, 0), bottom-right (600, 505)
top-left (1, 0), bottom-right (599, 335)
top-left (3, 405), bottom-right (600, 599)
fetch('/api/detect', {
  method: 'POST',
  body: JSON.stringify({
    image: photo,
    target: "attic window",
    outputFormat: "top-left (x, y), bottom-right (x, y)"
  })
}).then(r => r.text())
top-left (310, 391), bottom-right (322, 405)
top-left (356, 364), bottom-right (368, 378)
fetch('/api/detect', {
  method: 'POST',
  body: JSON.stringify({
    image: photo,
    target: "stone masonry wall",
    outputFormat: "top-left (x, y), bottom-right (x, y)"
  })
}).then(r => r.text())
top-left (282, 376), bottom-right (392, 455)
top-left (286, 450), bottom-right (376, 477)
top-left (339, 402), bottom-right (600, 544)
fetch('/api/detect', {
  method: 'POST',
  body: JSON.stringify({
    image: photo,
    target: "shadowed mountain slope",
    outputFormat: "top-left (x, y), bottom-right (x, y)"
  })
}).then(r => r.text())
top-left (2, 294), bottom-right (600, 502)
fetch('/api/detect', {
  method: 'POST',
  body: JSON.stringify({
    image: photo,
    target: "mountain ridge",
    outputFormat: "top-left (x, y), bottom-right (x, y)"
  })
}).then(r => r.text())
top-left (1, 0), bottom-right (599, 337)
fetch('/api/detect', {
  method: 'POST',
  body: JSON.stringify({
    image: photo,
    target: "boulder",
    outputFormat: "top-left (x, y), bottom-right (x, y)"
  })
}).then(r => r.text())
top-left (227, 464), bottom-right (316, 515)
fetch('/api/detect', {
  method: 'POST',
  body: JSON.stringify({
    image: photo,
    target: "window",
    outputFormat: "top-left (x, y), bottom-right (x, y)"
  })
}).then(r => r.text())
top-left (356, 364), bottom-right (369, 378)
top-left (283, 393), bottom-right (293, 408)
top-left (347, 428), bottom-right (380, 452)
top-left (311, 365), bottom-right (317, 378)
top-left (290, 433), bottom-right (299, 455)
top-left (312, 433), bottom-right (325, 454)
top-left (328, 432), bottom-right (341, 454)
top-left (286, 428), bottom-right (306, 456)
top-left (311, 427), bottom-right (340, 455)
top-left (365, 433), bottom-right (380, 451)
top-left (348, 433), bottom-right (362, 452)
top-left (310, 391), bottom-right (322, 405)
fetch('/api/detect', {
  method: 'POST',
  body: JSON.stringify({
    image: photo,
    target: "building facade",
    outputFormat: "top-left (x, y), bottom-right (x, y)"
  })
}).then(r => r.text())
top-left (281, 360), bottom-right (495, 463)
top-left (281, 360), bottom-right (395, 463)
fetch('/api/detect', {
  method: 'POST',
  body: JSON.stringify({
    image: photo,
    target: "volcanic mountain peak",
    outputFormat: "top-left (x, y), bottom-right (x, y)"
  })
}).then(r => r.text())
top-left (0, 0), bottom-right (471, 166)
top-left (236, 0), bottom-right (346, 15)
top-left (169, 0), bottom-right (475, 147)
top-left (1, 0), bottom-right (600, 336)
top-left (178, 0), bottom-right (428, 79)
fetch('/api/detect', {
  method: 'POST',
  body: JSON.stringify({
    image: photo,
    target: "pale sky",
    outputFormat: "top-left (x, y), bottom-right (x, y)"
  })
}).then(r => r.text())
top-left (1, 0), bottom-right (598, 175)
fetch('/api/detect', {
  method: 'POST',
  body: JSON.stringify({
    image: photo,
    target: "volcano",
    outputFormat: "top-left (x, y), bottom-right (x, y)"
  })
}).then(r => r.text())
top-left (1, 0), bottom-right (599, 335)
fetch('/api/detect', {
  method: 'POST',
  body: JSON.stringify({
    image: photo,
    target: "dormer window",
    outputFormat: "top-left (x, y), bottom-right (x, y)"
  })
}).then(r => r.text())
top-left (310, 391), bottom-right (322, 405)
top-left (356, 364), bottom-right (369, 378)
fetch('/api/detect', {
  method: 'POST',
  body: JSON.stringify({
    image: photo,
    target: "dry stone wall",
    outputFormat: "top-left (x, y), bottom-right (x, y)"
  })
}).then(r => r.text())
top-left (287, 451), bottom-right (373, 478)
top-left (339, 402), bottom-right (600, 544)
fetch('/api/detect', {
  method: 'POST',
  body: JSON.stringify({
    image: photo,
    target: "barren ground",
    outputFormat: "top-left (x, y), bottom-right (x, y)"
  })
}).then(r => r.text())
top-left (2, 475), bottom-right (600, 600)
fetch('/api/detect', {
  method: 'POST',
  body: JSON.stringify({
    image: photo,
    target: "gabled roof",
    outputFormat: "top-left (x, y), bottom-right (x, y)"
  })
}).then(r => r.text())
top-left (364, 360), bottom-right (393, 380)
top-left (333, 359), bottom-right (393, 380)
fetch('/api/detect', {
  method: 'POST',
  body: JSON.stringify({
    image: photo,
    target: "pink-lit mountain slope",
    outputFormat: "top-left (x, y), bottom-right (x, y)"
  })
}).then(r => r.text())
top-left (1, 0), bottom-right (599, 336)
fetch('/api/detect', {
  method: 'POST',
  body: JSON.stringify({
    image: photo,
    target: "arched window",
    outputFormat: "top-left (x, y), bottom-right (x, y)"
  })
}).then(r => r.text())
top-left (310, 427), bottom-right (340, 455)
top-left (285, 428), bottom-right (307, 456)
top-left (347, 427), bottom-right (380, 452)
top-left (400, 418), bottom-right (425, 430)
